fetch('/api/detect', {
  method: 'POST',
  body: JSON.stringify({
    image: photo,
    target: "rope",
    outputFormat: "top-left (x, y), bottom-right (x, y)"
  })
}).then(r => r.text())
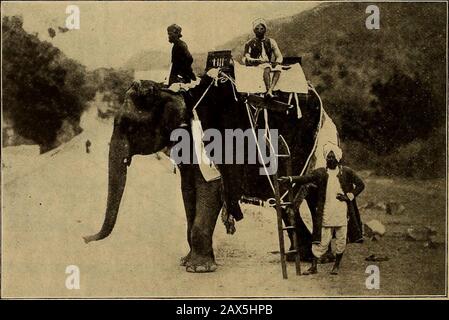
top-left (245, 101), bottom-right (276, 194)
top-left (294, 92), bottom-right (302, 119)
top-left (192, 79), bottom-right (214, 112)
top-left (218, 72), bottom-right (238, 101)
top-left (279, 85), bottom-right (324, 201)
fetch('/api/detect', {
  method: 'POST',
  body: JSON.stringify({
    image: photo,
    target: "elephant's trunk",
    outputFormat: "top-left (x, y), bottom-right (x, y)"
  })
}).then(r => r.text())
top-left (84, 127), bottom-right (130, 243)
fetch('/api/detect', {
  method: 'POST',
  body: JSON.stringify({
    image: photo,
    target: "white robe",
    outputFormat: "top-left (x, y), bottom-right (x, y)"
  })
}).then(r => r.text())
top-left (322, 168), bottom-right (347, 227)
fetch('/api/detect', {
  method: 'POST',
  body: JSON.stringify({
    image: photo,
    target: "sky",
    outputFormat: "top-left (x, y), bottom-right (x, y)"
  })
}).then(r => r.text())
top-left (2, 1), bottom-right (318, 69)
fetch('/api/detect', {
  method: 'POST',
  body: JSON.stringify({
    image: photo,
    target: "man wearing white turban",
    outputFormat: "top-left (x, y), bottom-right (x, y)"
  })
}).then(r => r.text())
top-left (323, 142), bottom-right (343, 163)
top-left (243, 18), bottom-right (283, 98)
top-left (279, 143), bottom-right (365, 275)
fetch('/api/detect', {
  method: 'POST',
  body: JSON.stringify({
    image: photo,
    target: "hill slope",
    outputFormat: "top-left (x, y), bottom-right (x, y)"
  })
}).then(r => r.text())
top-left (223, 2), bottom-right (446, 98)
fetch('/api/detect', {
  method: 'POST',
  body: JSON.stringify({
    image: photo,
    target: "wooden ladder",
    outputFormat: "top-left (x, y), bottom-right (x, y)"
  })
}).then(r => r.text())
top-left (272, 144), bottom-right (302, 279)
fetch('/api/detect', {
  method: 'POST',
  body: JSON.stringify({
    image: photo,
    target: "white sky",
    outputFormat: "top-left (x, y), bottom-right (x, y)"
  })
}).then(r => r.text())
top-left (2, 1), bottom-right (318, 69)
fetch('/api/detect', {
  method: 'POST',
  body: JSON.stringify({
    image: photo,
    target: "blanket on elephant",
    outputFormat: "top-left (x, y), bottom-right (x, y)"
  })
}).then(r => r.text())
top-left (234, 62), bottom-right (308, 94)
top-left (191, 111), bottom-right (221, 182)
top-left (298, 108), bottom-right (339, 232)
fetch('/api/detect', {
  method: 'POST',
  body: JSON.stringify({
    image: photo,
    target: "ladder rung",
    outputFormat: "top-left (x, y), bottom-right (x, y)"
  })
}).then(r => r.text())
top-left (283, 202), bottom-right (292, 205)
top-left (276, 202), bottom-right (292, 207)
top-left (286, 250), bottom-right (298, 255)
top-left (276, 154), bottom-right (290, 158)
top-left (282, 226), bottom-right (295, 230)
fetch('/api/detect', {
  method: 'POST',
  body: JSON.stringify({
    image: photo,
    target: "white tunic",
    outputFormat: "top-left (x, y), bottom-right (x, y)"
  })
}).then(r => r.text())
top-left (322, 168), bottom-right (348, 227)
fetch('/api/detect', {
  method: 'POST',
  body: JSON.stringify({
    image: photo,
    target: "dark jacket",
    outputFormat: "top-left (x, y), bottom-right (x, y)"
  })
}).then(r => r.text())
top-left (244, 38), bottom-right (274, 62)
top-left (291, 166), bottom-right (365, 243)
top-left (169, 39), bottom-right (196, 85)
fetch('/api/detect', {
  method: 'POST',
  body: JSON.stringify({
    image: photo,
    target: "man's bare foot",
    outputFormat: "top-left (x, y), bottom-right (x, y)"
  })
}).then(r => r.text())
top-left (265, 91), bottom-right (274, 100)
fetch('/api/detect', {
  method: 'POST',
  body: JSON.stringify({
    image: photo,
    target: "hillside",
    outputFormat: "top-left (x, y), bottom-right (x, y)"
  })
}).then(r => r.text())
top-left (222, 2), bottom-right (446, 105)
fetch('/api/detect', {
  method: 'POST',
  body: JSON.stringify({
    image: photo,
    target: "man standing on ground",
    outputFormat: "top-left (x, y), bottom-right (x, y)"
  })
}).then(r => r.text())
top-left (279, 143), bottom-right (365, 275)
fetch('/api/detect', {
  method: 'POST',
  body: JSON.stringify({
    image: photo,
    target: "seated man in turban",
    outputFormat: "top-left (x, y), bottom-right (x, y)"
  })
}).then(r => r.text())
top-left (243, 18), bottom-right (283, 98)
top-left (167, 24), bottom-right (196, 86)
top-left (279, 143), bottom-right (365, 275)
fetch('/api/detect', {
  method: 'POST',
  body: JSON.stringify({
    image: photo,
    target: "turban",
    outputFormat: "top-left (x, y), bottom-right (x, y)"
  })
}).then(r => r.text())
top-left (252, 18), bottom-right (267, 31)
top-left (167, 24), bottom-right (182, 37)
top-left (323, 142), bottom-right (342, 162)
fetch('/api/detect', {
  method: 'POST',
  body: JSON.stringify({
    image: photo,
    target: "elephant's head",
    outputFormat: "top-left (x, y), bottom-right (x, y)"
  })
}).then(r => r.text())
top-left (83, 80), bottom-right (189, 244)
top-left (118, 80), bottom-right (190, 154)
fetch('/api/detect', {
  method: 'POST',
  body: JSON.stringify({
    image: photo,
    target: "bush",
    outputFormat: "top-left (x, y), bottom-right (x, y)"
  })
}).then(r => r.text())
top-left (343, 127), bottom-right (445, 179)
top-left (377, 128), bottom-right (445, 179)
top-left (2, 15), bottom-right (95, 151)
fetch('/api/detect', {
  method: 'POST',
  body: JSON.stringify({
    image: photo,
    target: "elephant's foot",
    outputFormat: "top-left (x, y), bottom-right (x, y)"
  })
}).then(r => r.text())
top-left (180, 252), bottom-right (192, 266)
top-left (186, 261), bottom-right (218, 273)
top-left (185, 255), bottom-right (218, 273)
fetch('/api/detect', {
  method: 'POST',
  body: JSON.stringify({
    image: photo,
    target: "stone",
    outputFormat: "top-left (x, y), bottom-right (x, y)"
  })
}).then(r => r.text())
top-left (364, 219), bottom-right (386, 238)
top-left (373, 202), bottom-right (387, 211)
top-left (365, 254), bottom-right (389, 262)
top-left (360, 201), bottom-right (375, 210)
top-left (406, 226), bottom-right (437, 241)
top-left (386, 201), bottom-right (405, 215)
top-left (423, 241), bottom-right (439, 249)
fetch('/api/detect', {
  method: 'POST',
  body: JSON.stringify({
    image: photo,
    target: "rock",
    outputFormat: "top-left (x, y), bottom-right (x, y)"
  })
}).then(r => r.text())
top-left (406, 226), bottom-right (437, 241)
top-left (373, 202), bottom-right (387, 211)
top-left (364, 219), bottom-right (386, 238)
top-left (360, 201), bottom-right (375, 210)
top-left (365, 254), bottom-right (389, 262)
top-left (429, 233), bottom-right (444, 244)
top-left (386, 201), bottom-right (405, 215)
top-left (424, 241), bottom-right (440, 249)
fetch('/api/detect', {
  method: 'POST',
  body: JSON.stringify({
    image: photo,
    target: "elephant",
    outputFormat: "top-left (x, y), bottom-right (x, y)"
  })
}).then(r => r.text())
top-left (84, 68), bottom-right (328, 273)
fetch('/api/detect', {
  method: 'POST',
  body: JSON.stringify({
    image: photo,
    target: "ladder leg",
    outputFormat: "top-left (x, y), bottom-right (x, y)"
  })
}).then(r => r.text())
top-left (273, 171), bottom-right (288, 279)
top-left (287, 158), bottom-right (302, 276)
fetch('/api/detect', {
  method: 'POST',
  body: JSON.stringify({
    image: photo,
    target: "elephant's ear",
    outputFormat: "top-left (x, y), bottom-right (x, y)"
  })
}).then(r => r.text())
top-left (138, 80), bottom-right (162, 109)
top-left (124, 81), bottom-right (143, 107)
top-left (130, 80), bottom-right (140, 91)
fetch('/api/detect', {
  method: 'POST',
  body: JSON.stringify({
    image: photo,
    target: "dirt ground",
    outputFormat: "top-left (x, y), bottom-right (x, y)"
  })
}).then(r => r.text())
top-left (2, 108), bottom-right (446, 298)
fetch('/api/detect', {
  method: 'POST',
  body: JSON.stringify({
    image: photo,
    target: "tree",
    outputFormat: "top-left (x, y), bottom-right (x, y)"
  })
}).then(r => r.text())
top-left (366, 71), bottom-right (439, 154)
top-left (2, 15), bottom-right (95, 151)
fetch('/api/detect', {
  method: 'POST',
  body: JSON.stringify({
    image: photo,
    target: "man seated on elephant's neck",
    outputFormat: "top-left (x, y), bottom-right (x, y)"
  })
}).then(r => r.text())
top-left (243, 18), bottom-right (283, 99)
top-left (167, 24), bottom-right (197, 86)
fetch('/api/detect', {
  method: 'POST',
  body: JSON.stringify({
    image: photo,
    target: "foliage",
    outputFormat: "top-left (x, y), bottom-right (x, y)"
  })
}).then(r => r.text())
top-left (2, 15), bottom-right (95, 150)
top-left (92, 68), bottom-right (134, 105)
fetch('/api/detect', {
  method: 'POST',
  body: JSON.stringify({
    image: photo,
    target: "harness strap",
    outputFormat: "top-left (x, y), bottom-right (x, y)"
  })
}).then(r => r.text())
top-left (192, 80), bottom-right (214, 112)
top-left (280, 85), bottom-right (324, 201)
top-left (245, 101), bottom-right (276, 194)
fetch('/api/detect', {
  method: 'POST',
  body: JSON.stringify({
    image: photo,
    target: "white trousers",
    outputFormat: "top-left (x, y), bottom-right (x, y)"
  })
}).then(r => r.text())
top-left (312, 226), bottom-right (347, 258)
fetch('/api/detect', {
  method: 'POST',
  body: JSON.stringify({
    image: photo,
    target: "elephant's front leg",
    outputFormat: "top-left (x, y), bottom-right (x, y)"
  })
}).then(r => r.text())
top-left (179, 164), bottom-right (196, 266)
top-left (186, 166), bottom-right (223, 273)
